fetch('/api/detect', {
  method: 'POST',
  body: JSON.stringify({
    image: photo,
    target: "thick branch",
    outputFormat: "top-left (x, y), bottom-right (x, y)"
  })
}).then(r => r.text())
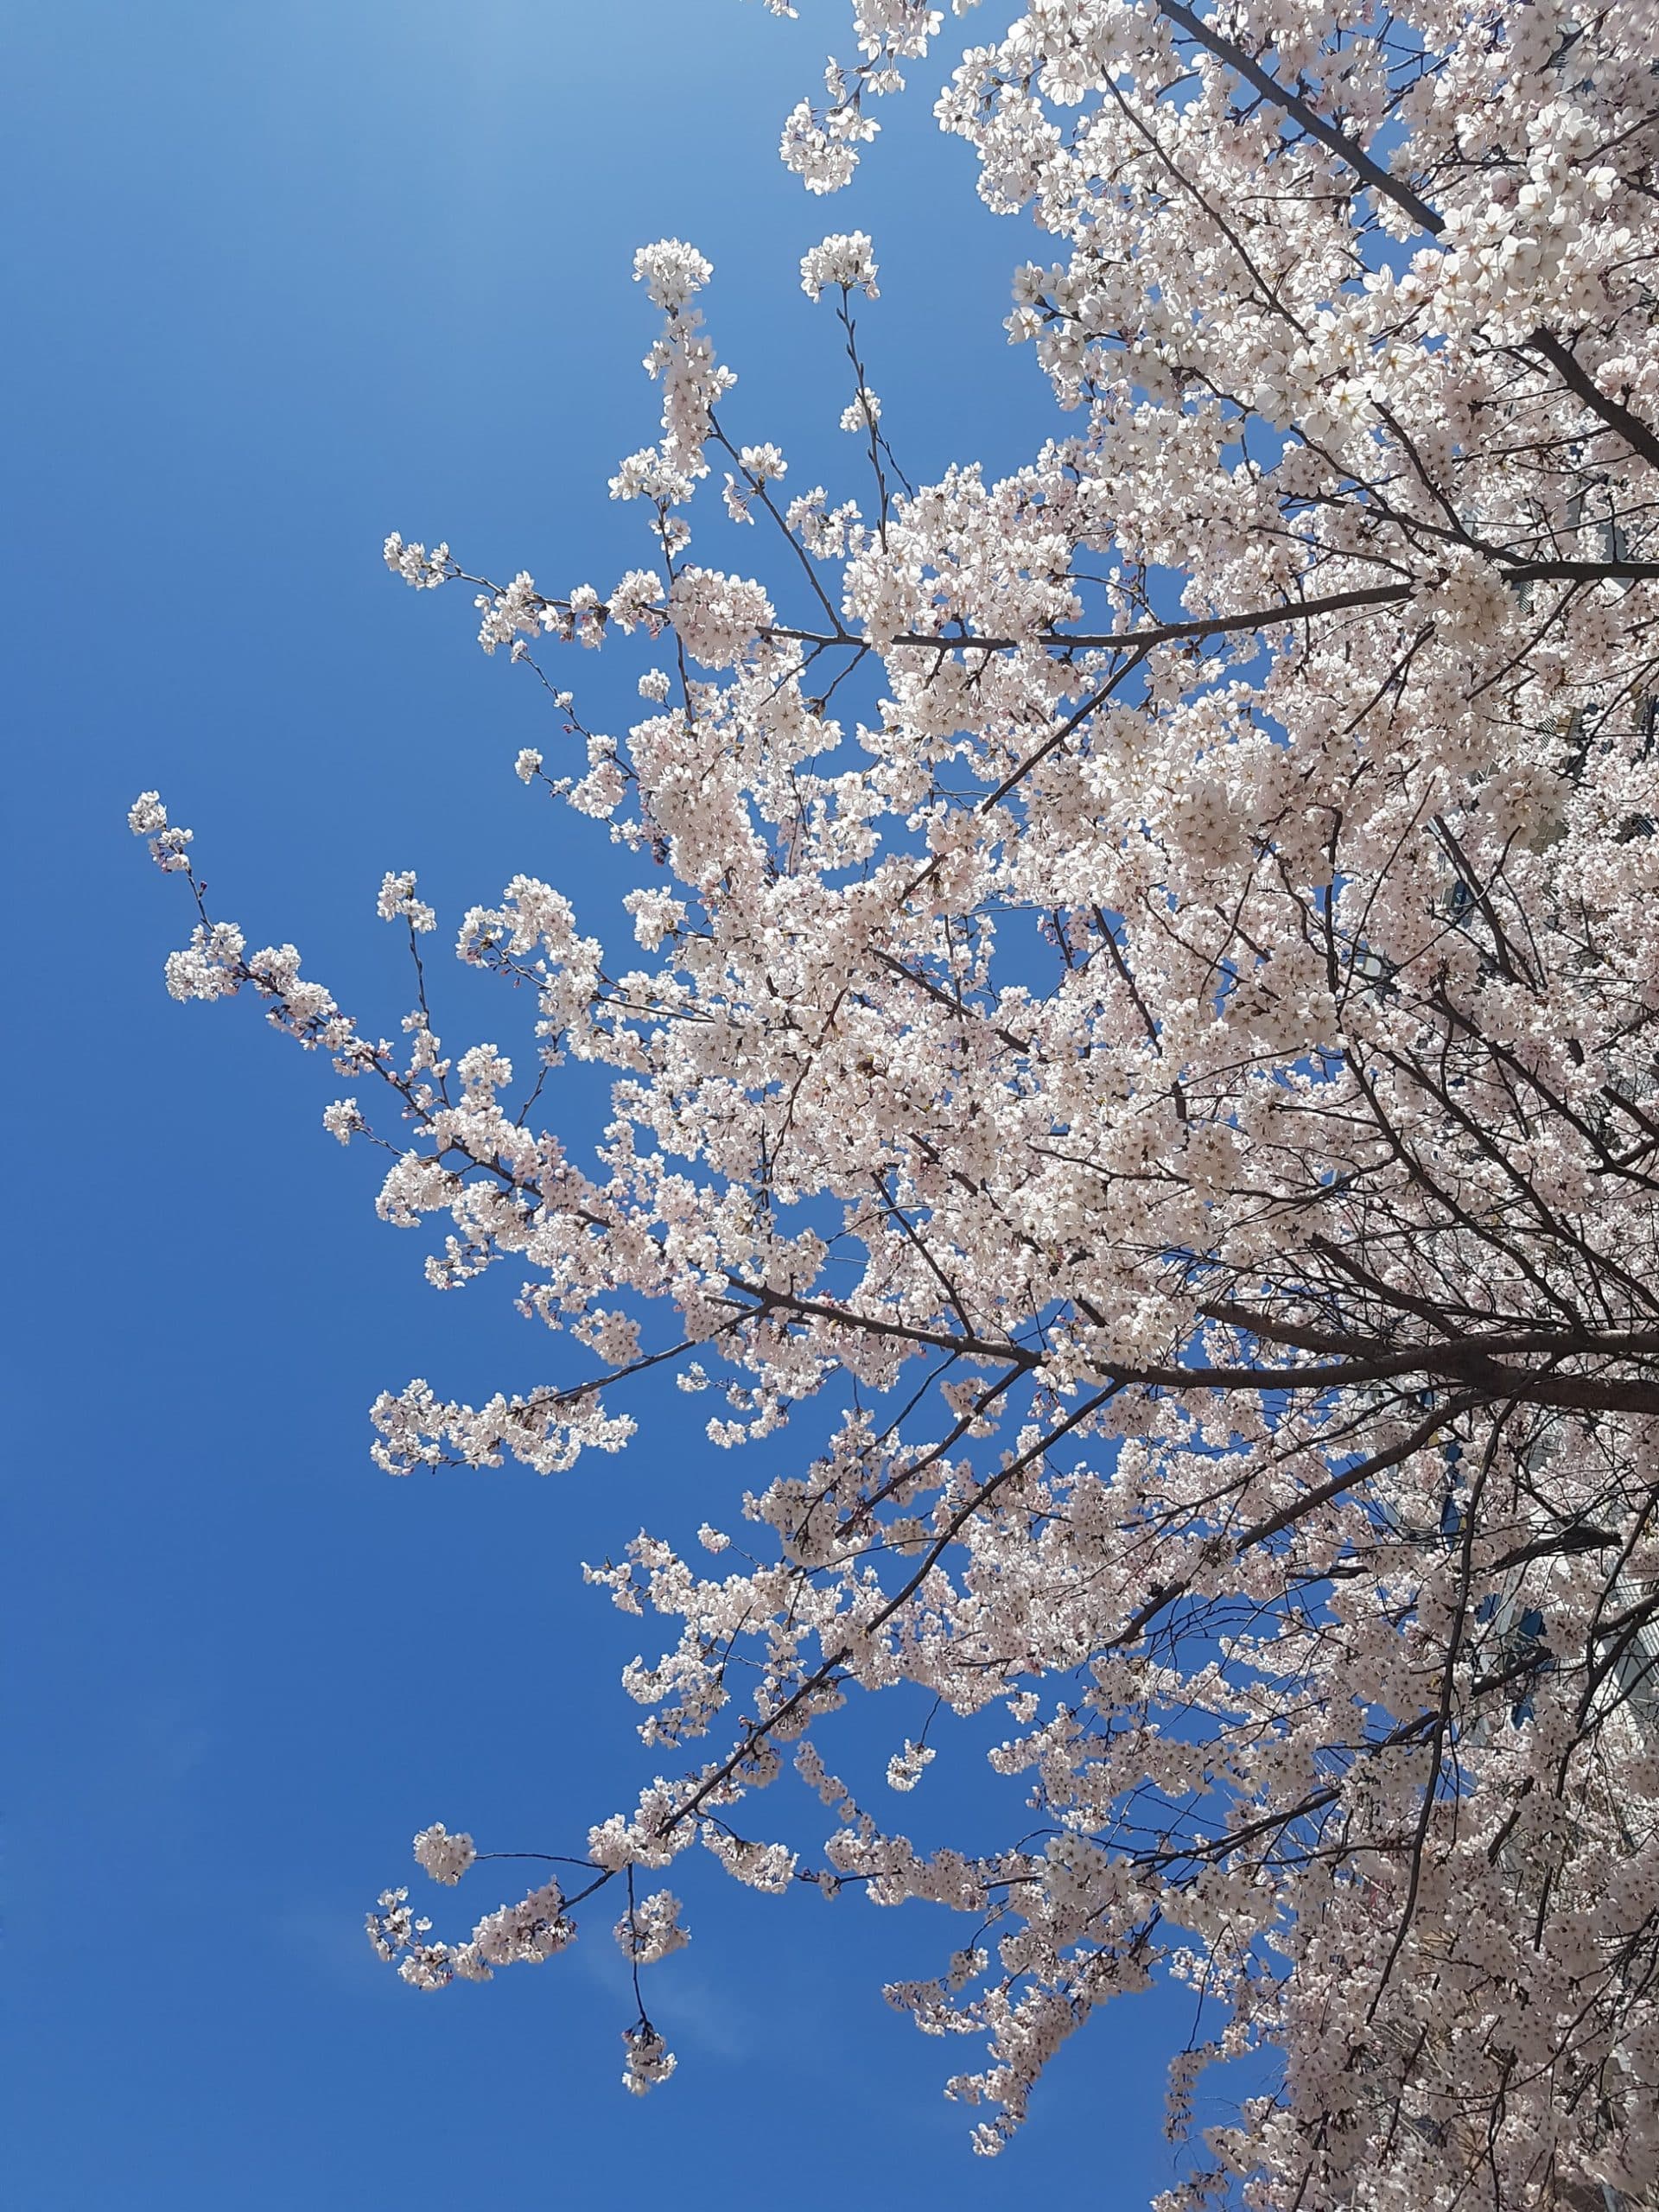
top-left (1154, 0), bottom-right (1446, 237)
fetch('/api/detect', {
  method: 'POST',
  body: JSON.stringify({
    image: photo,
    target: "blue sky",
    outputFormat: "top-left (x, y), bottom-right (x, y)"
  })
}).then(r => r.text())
top-left (5, 5), bottom-right (1199, 2204)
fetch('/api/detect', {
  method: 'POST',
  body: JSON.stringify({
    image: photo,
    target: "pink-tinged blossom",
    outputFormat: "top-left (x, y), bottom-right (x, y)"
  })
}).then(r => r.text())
top-left (665, 568), bottom-right (776, 668)
top-left (607, 569), bottom-right (665, 635)
top-left (412, 1823), bottom-right (476, 1885)
top-left (613, 1889), bottom-right (689, 1966)
top-left (622, 887), bottom-right (686, 950)
top-left (470, 1880), bottom-right (573, 1966)
top-left (620, 2023), bottom-right (677, 2094)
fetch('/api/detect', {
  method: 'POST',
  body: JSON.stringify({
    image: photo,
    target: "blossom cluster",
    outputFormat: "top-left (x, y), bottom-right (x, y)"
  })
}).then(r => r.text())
top-left (799, 231), bottom-right (879, 301)
top-left (412, 1822), bottom-right (475, 1885)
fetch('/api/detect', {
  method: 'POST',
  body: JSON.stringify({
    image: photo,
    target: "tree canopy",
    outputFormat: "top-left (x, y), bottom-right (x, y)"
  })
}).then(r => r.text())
top-left (136, 3), bottom-right (1659, 2203)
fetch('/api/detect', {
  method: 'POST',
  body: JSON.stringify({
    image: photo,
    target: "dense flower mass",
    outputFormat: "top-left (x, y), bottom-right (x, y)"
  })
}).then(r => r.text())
top-left (137, 3), bottom-right (1659, 2205)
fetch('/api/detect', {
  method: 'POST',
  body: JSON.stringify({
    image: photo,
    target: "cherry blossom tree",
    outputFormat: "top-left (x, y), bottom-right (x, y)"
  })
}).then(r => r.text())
top-left (133, 1), bottom-right (1659, 2203)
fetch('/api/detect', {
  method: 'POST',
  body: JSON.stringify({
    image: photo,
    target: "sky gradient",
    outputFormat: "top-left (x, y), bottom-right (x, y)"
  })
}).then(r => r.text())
top-left (6, 6), bottom-right (1201, 2204)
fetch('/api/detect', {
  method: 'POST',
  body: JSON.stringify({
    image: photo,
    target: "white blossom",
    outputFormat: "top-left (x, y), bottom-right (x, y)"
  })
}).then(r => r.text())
top-left (321, 1098), bottom-right (362, 1146)
top-left (377, 870), bottom-right (435, 933)
top-left (799, 232), bottom-right (879, 301)
top-left (885, 1740), bottom-right (935, 1792)
top-left (383, 533), bottom-right (450, 588)
top-left (632, 238), bottom-right (712, 313)
top-left (620, 2023), bottom-right (677, 2094)
top-left (412, 1822), bottom-right (476, 1885)
top-left (613, 1889), bottom-right (689, 1966)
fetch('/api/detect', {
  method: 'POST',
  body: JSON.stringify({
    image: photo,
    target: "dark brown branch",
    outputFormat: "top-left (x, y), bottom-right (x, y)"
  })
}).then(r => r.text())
top-left (1154, 0), bottom-right (1447, 236)
top-left (1522, 332), bottom-right (1659, 480)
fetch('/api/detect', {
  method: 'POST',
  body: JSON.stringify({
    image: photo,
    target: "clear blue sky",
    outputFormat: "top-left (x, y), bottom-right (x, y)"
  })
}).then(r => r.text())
top-left (4, 5), bottom-right (1198, 2204)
